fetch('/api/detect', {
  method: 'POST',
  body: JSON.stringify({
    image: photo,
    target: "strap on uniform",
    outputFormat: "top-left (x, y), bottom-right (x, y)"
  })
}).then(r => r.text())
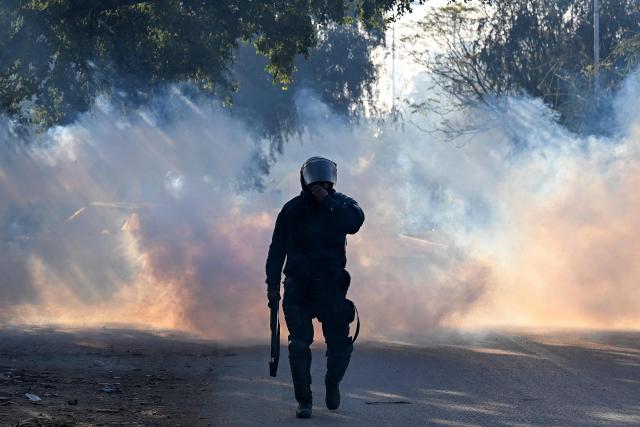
top-left (352, 304), bottom-right (360, 344)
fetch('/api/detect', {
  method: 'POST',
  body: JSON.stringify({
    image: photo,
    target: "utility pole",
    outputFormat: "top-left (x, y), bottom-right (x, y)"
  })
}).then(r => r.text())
top-left (593, 0), bottom-right (600, 105)
top-left (391, 20), bottom-right (396, 112)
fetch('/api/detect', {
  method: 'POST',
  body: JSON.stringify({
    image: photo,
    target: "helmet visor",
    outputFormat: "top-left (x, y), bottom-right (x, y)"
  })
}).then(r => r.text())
top-left (302, 158), bottom-right (337, 186)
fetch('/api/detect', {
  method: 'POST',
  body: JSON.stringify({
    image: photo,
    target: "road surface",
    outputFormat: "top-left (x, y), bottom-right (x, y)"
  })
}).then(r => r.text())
top-left (1, 328), bottom-right (639, 426)
top-left (208, 331), bottom-right (640, 426)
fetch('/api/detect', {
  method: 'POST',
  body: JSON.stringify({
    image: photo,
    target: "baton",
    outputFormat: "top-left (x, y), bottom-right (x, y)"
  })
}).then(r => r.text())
top-left (269, 301), bottom-right (280, 377)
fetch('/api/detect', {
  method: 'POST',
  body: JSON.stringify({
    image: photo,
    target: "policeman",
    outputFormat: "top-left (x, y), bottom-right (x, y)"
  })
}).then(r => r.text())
top-left (266, 156), bottom-right (365, 418)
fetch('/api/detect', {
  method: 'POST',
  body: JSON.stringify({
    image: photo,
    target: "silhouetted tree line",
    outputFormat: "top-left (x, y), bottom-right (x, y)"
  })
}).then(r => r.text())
top-left (405, 1), bottom-right (640, 135)
top-left (0, 0), bottom-right (425, 138)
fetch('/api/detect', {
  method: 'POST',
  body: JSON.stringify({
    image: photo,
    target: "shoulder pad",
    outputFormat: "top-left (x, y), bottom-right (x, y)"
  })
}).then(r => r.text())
top-left (280, 195), bottom-right (309, 222)
top-left (282, 195), bottom-right (304, 210)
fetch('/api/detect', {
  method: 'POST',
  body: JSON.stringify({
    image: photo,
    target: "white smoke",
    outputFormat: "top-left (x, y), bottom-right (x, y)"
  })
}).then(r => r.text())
top-left (1, 69), bottom-right (640, 339)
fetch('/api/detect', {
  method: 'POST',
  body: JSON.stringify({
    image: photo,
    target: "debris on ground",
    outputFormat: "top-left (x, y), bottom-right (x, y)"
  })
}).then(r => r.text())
top-left (15, 418), bottom-right (44, 427)
top-left (98, 385), bottom-right (119, 393)
top-left (0, 328), bottom-right (222, 426)
top-left (24, 393), bottom-right (41, 402)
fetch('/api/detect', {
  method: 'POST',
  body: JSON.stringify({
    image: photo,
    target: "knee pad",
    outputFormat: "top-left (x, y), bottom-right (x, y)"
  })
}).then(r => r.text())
top-left (288, 339), bottom-right (311, 359)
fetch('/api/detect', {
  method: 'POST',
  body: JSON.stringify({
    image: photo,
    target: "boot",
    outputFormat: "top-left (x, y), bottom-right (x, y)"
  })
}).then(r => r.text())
top-left (289, 340), bottom-right (312, 415)
top-left (296, 401), bottom-right (312, 419)
top-left (325, 342), bottom-right (352, 410)
top-left (324, 375), bottom-right (340, 410)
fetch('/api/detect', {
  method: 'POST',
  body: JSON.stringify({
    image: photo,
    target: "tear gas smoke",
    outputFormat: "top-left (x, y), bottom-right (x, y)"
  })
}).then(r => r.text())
top-left (1, 72), bottom-right (640, 340)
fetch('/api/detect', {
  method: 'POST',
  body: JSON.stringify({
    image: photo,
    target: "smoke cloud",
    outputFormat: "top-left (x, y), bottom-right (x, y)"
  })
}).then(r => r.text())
top-left (1, 70), bottom-right (640, 340)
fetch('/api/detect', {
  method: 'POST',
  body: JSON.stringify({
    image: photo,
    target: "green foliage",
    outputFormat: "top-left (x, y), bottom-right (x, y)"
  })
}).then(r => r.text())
top-left (406, 0), bottom-right (640, 134)
top-left (0, 0), bottom-right (423, 134)
top-left (230, 24), bottom-right (382, 153)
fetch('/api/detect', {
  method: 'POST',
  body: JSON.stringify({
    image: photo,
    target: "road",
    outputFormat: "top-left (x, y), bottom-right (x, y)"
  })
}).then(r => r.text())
top-left (208, 331), bottom-right (640, 426)
top-left (1, 328), bottom-right (639, 426)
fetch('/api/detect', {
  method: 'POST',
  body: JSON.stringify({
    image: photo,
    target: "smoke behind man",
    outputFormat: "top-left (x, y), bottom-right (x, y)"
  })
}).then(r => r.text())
top-left (265, 156), bottom-right (365, 418)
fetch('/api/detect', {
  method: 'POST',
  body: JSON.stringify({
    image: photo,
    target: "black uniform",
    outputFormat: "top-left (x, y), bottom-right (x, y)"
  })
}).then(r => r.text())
top-left (266, 187), bottom-right (364, 405)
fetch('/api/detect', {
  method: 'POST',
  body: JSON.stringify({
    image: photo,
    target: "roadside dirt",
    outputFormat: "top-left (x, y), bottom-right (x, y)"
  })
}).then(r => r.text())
top-left (0, 327), bottom-right (226, 427)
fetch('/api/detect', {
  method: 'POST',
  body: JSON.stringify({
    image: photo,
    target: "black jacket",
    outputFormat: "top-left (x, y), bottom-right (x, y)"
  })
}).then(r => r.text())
top-left (266, 189), bottom-right (365, 291)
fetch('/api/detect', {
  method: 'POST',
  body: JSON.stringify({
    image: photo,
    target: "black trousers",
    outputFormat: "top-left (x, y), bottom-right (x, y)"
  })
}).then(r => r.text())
top-left (282, 273), bottom-right (353, 350)
top-left (282, 272), bottom-right (354, 403)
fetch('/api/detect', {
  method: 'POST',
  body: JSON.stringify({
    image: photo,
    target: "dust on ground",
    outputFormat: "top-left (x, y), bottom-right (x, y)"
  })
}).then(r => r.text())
top-left (0, 327), bottom-right (235, 427)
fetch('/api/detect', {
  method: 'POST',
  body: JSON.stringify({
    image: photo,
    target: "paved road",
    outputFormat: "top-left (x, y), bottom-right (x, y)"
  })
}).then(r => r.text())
top-left (207, 331), bottom-right (640, 426)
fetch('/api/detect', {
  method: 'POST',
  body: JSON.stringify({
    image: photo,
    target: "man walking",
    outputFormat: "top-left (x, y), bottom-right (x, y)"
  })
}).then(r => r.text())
top-left (266, 156), bottom-right (365, 418)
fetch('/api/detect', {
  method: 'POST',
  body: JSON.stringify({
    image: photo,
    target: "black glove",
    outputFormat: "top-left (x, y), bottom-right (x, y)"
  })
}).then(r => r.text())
top-left (267, 288), bottom-right (281, 309)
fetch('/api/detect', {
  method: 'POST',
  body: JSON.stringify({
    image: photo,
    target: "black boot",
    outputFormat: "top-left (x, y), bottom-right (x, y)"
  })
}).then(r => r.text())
top-left (325, 342), bottom-right (352, 410)
top-left (296, 401), bottom-right (312, 419)
top-left (324, 375), bottom-right (340, 410)
top-left (289, 340), bottom-right (312, 417)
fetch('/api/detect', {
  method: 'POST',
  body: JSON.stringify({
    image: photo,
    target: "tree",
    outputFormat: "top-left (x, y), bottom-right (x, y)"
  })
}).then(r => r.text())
top-left (405, 0), bottom-right (640, 135)
top-left (229, 23), bottom-right (382, 153)
top-left (0, 0), bottom-right (423, 135)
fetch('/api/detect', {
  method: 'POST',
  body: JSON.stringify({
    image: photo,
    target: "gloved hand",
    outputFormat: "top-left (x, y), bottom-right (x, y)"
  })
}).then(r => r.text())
top-left (310, 182), bottom-right (329, 201)
top-left (267, 288), bottom-right (281, 309)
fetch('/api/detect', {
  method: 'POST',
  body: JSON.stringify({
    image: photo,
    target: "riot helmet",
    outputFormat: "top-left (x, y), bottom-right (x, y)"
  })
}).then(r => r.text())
top-left (300, 157), bottom-right (337, 188)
